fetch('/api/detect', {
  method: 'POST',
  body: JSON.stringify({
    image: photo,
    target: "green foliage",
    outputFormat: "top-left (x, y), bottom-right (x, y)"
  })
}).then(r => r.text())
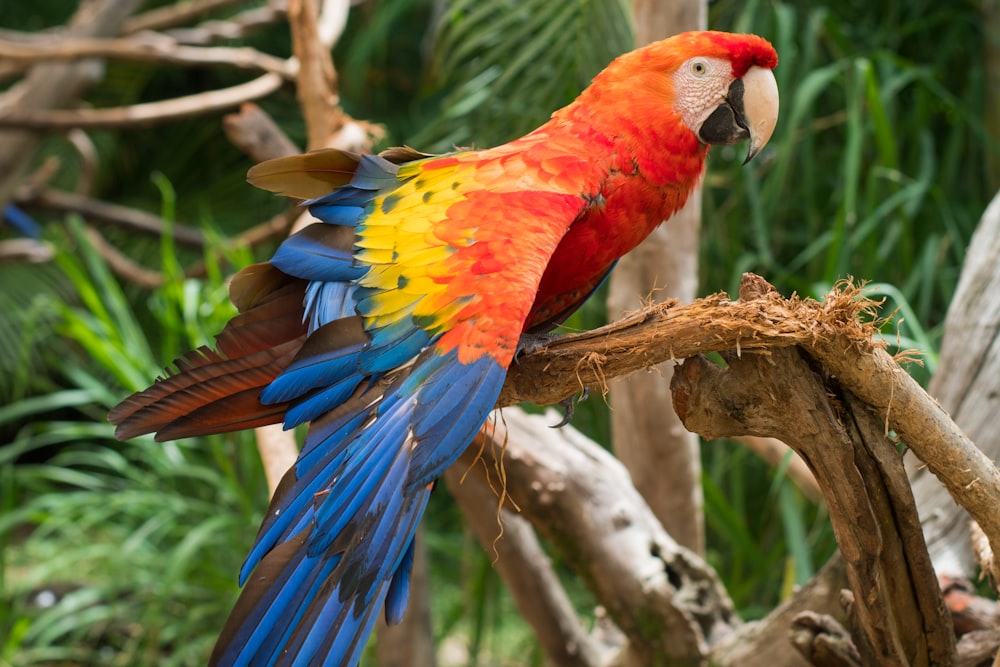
top-left (412, 0), bottom-right (634, 150)
top-left (1, 222), bottom-right (266, 666)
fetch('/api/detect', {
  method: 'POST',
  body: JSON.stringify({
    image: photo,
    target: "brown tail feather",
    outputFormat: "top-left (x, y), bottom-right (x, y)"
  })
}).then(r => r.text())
top-left (109, 265), bottom-right (309, 441)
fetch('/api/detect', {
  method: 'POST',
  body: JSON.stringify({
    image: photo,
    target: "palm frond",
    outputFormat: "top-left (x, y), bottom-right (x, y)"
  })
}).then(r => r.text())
top-left (413, 0), bottom-right (633, 150)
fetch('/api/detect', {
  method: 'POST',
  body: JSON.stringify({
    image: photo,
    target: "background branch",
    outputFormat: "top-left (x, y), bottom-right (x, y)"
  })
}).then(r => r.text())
top-left (0, 34), bottom-right (295, 79)
top-left (0, 72), bottom-right (283, 130)
top-left (0, 0), bottom-right (143, 210)
top-left (445, 452), bottom-right (607, 667)
top-left (458, 408), bottom-right (740, 666)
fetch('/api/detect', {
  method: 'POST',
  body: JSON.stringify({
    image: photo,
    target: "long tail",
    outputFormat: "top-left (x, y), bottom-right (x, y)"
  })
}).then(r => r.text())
top-left (209, 349), bottom-right (506, 666)
top-left (109, 264), bottom-right (309, 441)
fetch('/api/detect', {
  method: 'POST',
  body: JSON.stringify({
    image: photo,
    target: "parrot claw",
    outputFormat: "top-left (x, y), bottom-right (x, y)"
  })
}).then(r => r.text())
top-left (514, 332), bottom-right (557, 363)
top-left (550, 387), bottom-right (589, 428)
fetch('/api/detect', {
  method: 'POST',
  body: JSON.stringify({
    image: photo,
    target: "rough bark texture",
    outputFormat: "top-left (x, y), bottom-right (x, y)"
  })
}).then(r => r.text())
top-left (457, 408), bottom-right (739, 667)
top-left (670, 277), bottom-right (956, 666)
top-left (500, 275), bottom-right (1000, 580)
top-left (710, 555), bottom-right (848, 667)
top-left (606, 0), bottom-right (707, 556)
top-left (910, 188), bottom-right (1000, 579)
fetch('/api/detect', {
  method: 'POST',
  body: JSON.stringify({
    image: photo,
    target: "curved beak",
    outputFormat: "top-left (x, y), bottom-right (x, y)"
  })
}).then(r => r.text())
top-left (696, 65), bottom-right (779, 165)
top-left (739, 66), bottom-right (779, 164)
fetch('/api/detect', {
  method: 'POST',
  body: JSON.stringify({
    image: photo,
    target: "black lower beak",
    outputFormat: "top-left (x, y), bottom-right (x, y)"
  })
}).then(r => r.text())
top-left (697, 79), bottom-right (750, 146)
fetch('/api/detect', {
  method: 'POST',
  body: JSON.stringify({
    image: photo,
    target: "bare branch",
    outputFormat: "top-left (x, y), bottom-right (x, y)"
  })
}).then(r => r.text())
top-left (16, 187), bottom-right (204, 246)
top-left (253, 423), bottom-right (298, 498)
top-left (458, 408), bottom-right (739, 665)
top-left (157, 5), bottom-right (287, 46)
top-left (81, 226), bottom-right (163, 289)
top-left (0, 0), bottom-right (142, 210)
top-left (122, 0), bottom-right (249, 34)
top-left (318, 0), bottom-right (351, 49)
top-left (66, 129), bottom-right (99, 195)
top-left (788, 612), bottom-right (862, 667)
top-left (0, 72), bottom-right (283, 130)
top-left (502, 275), bottom-right (1000, 584)
top-left (288, 0), bottom-right (344, 150)
top-left (223, 102), bottom-right (301, 163)
top-left (0, 238), bottom-right (54, 263)
top-left (956, 629), bottom-right (1000, 667)
top-left (669, 276), bottom-right (955, 665)
top-left (711, 555), bottom-right (847, 667)
top-left (0, 33), bottom-right (295, 79)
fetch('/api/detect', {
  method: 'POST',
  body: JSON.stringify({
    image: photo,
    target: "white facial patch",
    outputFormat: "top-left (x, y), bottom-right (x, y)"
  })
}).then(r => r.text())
top-left (670, 56), bottom-right (733, 137)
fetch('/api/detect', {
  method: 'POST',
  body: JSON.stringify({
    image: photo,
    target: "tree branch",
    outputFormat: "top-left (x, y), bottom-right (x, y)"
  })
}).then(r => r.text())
top-left (457, 408), bottom-right (739, 666)
top-left (16, 187), bottom-right (204, 246)
top-left (667, 276), bottom-right (955, 665)
top-left (0, 72), bottom-right (283, 130)
top-left (0, 0), bottom-right (143, 210)
top-left (501, 274), bottom-right (1000, 586)
top-left (0, 33), bottom-right (295, 79)
top-left (122, 0), bottom-right (250, 34)
top-left (445, 447), bottom-right (607, 667)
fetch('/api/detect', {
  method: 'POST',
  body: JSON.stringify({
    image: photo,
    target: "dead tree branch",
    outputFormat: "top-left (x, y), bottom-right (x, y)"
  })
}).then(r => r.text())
top-left (457, 408), bottom-right (739, 666)
top-left (0, 0), bottom-right (142, 210)
top-left (501, 274), bottom-right (1000, 587)
top-left (667, 276), bottom-right (955, 665)
top-left (122, 0), bottom-right (250, 34)
top-left (445, 452), bottom-right (608, 667)
top-left (15, 187), bottom-right (204, 246)
top-left (0, 72), bottom-right (283, 130)
top-left (0, 33), bottom-right (295, 79)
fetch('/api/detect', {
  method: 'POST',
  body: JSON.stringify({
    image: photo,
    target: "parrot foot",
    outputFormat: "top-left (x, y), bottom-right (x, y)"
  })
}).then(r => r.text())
top-left (550, 387), bottom-right (590, 428)
top-left (514, 331), bottom-right (557, 362)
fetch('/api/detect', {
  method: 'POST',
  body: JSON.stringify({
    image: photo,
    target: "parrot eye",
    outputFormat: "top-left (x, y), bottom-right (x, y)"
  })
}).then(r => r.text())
top-left (691, 60), bottom-right (709, 76)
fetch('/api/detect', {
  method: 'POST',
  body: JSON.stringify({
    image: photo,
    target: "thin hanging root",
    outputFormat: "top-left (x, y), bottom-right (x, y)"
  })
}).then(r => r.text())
top-left (461, 411), bottom-right (520, 563)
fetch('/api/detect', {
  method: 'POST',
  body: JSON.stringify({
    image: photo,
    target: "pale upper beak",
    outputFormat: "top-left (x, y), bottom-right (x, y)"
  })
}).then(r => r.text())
top-left (696, 65), bottom-right (779, 164)
top-left (740, 65), bottom-right (779, 164)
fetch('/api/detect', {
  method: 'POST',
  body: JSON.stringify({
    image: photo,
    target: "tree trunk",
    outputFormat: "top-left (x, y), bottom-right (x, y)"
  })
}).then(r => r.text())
top-left (607, 0), bottom-right (707, 554)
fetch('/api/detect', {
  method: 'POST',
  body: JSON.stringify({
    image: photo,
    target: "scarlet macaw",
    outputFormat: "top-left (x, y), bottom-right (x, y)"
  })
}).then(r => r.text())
top-left (110, 30), bottom-right (779, 667)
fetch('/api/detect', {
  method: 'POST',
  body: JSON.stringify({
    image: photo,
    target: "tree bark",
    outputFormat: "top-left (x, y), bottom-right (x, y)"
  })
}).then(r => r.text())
top-left (607, 0), bottom-right (708, 557)
top-left (445, 457), bottom-right (607, 667)
top-left (710, 555), bottom-right (848, 667)
top-left (458, 408), bottom-right (739, 666)
top-left (670, 278), bottom-right (956, 666)
top-left (910, 188), bottom-right (1000, 580)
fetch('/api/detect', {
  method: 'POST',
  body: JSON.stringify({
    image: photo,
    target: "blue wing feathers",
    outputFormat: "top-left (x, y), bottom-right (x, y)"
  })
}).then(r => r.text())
top-left (384, 537), bottom-right (415, 625)
top-left (304, 282), bottom-right (356, 332)
top-left (282, 377), bottom-right (364, 429)
top-left (270, 223), bottom-right (364, 283)
top-left (308, 204), bottom-right (366, 227)
top-left (219, 348), bottom-right (506, 666)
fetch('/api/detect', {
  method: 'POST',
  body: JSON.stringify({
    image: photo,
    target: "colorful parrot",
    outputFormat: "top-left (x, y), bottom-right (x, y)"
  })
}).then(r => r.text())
top-left (110, 30), bottom-right (778, 667)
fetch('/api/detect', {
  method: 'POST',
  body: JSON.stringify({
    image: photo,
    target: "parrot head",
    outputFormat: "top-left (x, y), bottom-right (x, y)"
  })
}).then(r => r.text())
top-left (575, 30), bottom-right (779, 165)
